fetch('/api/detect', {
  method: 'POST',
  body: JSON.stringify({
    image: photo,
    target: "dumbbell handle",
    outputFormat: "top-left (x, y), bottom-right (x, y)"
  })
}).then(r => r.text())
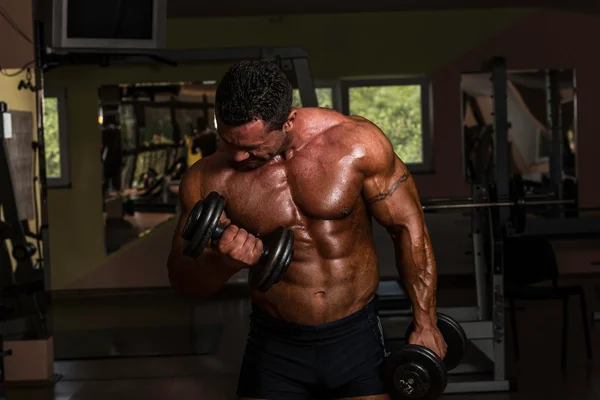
top-left (213, 224), bottom-right (226, 240)
top-left (212, 224), bottom-right (270, 264)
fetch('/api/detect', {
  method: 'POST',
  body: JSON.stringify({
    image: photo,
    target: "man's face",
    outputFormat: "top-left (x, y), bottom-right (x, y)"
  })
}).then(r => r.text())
top-left (218, 118), bottom-right (288, 170)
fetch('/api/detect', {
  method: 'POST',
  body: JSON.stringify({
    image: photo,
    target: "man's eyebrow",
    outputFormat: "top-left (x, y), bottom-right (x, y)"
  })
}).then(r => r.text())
top-left (239, 144), bottom-right (260, 151)
top-left (221, 137), bottom-right (259, 150)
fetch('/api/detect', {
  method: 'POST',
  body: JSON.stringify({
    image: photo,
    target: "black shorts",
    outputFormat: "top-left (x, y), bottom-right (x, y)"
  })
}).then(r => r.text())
top-left (236, 298), bottom-right (389, 399)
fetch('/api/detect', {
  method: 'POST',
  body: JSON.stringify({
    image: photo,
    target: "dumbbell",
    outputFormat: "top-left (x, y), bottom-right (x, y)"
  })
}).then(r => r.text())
top-left (181, 191), bottom-right (295, 292)
top-left (383, 313), bottom-right (467, 400)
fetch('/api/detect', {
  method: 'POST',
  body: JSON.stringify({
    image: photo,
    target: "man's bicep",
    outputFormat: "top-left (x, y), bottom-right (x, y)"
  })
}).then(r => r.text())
top-left (364, 165), bottom-right (422, 230)
top-left (360, 134), bottom-right (420, 229)
top-left (171, 167), bottom-right (204, 246)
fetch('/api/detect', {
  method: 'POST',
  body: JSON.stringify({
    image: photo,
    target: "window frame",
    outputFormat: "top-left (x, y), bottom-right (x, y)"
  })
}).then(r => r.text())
top-left (44, 88), bottom-right (71, 188)
top-left (315, 79), bottom-right (342, 111)
top-left (340, 77), bottom-right (433, 173)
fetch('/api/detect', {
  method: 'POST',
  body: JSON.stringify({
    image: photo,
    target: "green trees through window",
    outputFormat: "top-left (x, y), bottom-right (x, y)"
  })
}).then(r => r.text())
top-left (348, 85), bottom-right (423, 164)
top-left (291, 83), bottom-right (424, 165)
top-left (43, 97), bottom-right (61, 179)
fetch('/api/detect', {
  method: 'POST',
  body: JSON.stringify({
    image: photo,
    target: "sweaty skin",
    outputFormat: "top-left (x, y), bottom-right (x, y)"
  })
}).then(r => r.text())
top-left (168, 107), bottom-right (446, 356)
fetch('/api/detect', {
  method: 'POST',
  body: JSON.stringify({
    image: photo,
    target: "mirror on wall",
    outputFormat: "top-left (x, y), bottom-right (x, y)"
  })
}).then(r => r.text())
top-left (461, 69), bottom-right (576, 200)
top-left (99, 81), bottom-right (219, 254)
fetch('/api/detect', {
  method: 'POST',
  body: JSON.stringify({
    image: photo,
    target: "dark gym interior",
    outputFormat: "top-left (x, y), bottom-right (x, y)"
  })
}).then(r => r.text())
top-left (2, 1), bottom-right (600, 399)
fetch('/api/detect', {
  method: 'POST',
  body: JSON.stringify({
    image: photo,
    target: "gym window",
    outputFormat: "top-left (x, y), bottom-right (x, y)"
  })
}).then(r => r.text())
top-left (292, 81), bottom-right (340, 110)
top-left (340, 78), bottom-right (432, 172)
top-left (43, 89), bottom-right (70, 187)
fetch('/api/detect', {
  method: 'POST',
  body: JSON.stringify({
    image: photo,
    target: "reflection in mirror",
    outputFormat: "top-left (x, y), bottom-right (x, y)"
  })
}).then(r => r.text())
top-left (461, 69), bottom-right (576, 201)
top-left (99, 81), bottom-right (219, 254)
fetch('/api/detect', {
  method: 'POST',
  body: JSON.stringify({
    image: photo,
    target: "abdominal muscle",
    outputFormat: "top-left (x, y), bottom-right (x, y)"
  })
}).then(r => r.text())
top-left (249, 226), bottom-right (381, 326)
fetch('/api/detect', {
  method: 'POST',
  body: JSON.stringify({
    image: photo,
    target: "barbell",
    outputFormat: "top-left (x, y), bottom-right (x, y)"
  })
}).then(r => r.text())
top-left (420, 175), bottom-right (576, 233)
top-left (423, 199), bottom-right (571, 211)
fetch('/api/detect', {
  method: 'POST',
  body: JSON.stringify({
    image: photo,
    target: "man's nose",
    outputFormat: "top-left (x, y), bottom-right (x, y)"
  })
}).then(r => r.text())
top-left (233, 151), bottom-right (250, 162)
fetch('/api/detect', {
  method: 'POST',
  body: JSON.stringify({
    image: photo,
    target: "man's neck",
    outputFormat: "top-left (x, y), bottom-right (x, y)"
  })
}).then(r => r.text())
top-left (283, 127), bottom-right (312, 160)
top-left (283, 116), bottom-right (318, 157)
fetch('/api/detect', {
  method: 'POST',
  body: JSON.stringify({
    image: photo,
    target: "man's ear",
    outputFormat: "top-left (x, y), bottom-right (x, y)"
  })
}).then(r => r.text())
top-left (283, 109), bottom-right (297, 132)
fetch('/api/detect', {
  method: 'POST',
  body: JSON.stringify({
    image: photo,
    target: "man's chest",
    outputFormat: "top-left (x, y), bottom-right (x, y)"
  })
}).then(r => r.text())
top-left (209, 155), bottom-right (365, 235)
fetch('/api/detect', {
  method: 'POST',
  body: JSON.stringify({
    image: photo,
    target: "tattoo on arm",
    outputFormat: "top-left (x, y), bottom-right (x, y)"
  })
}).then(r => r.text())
top-left (366, 173), bottom-right (410, 204)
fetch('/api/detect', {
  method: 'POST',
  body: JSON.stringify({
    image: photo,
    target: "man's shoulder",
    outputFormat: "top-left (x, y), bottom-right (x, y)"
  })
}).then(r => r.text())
top-left (295, 108), bottom-right (385, 163)
top-left (313, 113), bottom-right (398, 176)
top-left (320, 113), bottom-right (382, 149)
top-left (193, 149), bottom-right (231, 170)
top-left (184, 151), bottom-right (230, 187)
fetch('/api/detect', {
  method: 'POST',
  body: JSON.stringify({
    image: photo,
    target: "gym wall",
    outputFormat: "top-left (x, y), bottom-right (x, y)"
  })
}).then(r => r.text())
top-left (0, 0), bottom-right (33, 70)
top-left (44, 8), bottom-right (600, 290)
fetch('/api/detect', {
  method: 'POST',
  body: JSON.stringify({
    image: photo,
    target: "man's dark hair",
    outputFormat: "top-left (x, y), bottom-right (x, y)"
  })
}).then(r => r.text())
top-left (215, 60), bottom-right (293, 131)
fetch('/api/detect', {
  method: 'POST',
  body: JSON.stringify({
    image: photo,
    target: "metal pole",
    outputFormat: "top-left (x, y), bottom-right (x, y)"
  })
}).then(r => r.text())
top-left (491, 56), bottom-right (508, 381)
top-left (423, 193), bottom-right (555, 203)
top-left (491, 57), bottom-right (510, 217)
top-left (34, 20), bottom-right (51, 338)
top-left (471, 185), bottom-right (489, 321)
top-left (292, 57), bottom-right (318, 108)
top-left (546, 69), bottom-right (563, 216)
top-left (422, 198), bottom-right (573, 211)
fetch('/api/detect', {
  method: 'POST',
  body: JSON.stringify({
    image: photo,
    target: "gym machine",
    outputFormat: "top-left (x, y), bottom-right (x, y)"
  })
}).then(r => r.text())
top-left (0, 102), bottom-right (38, 284)
top-left (0, 99), bottom-right (51, 381)
top-left (119, 143), bottom-right (187, 215)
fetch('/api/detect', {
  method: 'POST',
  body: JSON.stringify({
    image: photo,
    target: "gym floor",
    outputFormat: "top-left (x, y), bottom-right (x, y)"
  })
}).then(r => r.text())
top-left (2, 275), bottom-right (600, 400)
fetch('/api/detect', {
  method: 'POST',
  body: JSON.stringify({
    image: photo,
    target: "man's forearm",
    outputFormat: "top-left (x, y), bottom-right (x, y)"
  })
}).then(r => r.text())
top-left (392, 228), bottom-right (438, 329)
top-left (167, 249), bottom-right (240, 298)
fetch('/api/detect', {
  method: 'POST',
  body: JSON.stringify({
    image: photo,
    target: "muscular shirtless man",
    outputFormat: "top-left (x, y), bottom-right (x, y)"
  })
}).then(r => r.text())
top-left (167, 60), bottom-right (447, 400)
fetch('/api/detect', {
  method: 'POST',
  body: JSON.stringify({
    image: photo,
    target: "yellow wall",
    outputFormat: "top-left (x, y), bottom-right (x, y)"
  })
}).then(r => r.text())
top-left (0, 70), bottom-right (36, 123)
top-left (44, 9), bottom-right (534, 289)
top-left (0, 69), bottom-right (40, 269)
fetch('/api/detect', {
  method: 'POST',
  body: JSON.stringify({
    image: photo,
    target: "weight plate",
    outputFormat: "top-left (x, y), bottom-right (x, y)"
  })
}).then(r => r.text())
top-left (182, 200), bottom-right (204, 241)
top-left (383, 345), bottom-right (447, 400)
top-left (436, 314), bottom-right (467, 371)
top-left (251, 227), bottom-right (294, 292)
top-left (509, 174), bottom-right (526, 234)
top-left (275, 240), bottom-right (294, 284)
top-left (259, 227), bottom-right (294, 292)
top-left (404, 313), bottom-right (467, 372)
top-left (186, 192), bottom-right (225, 259)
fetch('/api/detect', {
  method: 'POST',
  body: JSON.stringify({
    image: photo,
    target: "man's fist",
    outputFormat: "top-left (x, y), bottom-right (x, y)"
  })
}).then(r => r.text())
top-left (215, 219), bottom-right (264, 268)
